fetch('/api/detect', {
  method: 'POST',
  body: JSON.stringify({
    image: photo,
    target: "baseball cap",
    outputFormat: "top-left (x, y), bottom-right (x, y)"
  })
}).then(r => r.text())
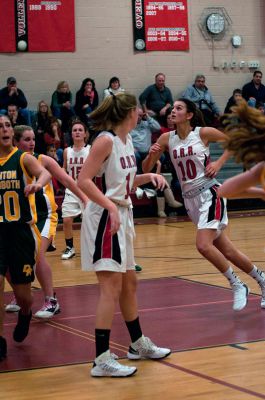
top-left (7, 77), bottom-right (16, 84)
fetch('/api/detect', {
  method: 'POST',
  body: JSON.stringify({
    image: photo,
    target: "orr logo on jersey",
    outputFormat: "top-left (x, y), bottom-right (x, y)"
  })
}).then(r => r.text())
top-left (120, 155), bottom-right (137, 169)
top-left (173, 146), bottom-right (195, 159)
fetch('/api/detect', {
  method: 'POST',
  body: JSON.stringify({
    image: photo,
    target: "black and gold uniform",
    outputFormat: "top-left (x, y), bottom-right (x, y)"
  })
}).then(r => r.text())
top-left (0, 147), bottom-right (40, 284)
top-left (34, 153), bottom-right (58, 239)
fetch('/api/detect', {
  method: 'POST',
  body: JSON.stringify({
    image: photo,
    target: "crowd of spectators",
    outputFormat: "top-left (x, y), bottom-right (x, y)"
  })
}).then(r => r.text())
top-left (0, 71), bottom-right (264, 215)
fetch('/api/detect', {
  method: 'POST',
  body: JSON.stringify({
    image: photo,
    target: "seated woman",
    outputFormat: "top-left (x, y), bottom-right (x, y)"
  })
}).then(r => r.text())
top-left (51, 81), bottom-right (75, 133)
top-left (44, 117), bottom-right (65, 165)
top-left (103, 76), bottom-right (125, 99)
top-left (31, 100), bottom-right (53, 154)
top-left (75, 78), bottom-right (99, 126)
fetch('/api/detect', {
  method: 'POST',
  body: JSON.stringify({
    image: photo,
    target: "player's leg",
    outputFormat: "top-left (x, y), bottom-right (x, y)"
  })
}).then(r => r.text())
top-left (34, 236), bottom-right (60, 319)
top-left (214, 231), bottom-right (265, 308)
top-left (196, 229), bottom-right (249, 311)
top-left (120, 207), bottom-right (170, 361)
top-left (91, 271), bottom-right (137, 377)
top-left (10, 223), bottom-right (39, 342)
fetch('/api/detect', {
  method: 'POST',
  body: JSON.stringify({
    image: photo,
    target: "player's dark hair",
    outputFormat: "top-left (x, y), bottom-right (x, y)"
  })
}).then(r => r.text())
top-left (177, 98), bottom-right (206, 128)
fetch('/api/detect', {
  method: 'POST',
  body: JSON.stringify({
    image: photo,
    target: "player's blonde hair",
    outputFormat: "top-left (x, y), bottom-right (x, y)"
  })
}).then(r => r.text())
top-left (223, 100), bottom-right (265, 167)
top-left (89, 92), bottom-right (137, 131)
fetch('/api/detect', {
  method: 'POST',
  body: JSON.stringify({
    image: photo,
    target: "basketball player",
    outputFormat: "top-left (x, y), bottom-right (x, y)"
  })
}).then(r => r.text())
top-left (0, 115), bottom-right (51, 361)
top-left (61, 121), bottom-right (90, 260)
top-left (142, 98), bottom-right (265, 312)
top-left (77, 92), bottom-right (171, 377)
top-left (5, 125), bottom-right (87, 319)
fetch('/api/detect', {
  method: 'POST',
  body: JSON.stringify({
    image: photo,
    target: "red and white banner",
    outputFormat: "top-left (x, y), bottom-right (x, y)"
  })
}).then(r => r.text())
top-left (0, 0), bottom-right (75, 53)
top-left (132, 0), bottom-right (189, 51)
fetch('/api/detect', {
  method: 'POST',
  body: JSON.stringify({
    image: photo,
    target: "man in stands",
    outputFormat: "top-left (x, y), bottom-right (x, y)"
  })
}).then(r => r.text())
top-left (242, 70), bottom-right (265, 107)
top-left (139, 73), bottom-right (173, 124)
top-left (0, 77), bottom-right (30, 124)
top-left (182, 74), bottom-right (220, 126)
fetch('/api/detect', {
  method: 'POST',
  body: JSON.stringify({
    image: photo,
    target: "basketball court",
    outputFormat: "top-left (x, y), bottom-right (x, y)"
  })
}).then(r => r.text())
top-left (1, 212), bottom-right (265, 399)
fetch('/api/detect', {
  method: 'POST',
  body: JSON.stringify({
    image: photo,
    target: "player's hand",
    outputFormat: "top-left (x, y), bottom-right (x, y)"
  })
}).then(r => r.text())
top-left (109, 205), bottom-right (121, 235)
top-left (205, 161), bottom-right (220, 178)
top-left (24, 183), bottom-right (42, 196)
top-left (149, 143), bottom-right (162, 155)
top-left (150, 173), bottom-right (169, 190)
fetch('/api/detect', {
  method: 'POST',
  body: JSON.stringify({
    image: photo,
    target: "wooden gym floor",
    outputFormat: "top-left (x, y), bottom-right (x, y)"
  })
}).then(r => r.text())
top-left (1, 211), bottom-right (265, 400)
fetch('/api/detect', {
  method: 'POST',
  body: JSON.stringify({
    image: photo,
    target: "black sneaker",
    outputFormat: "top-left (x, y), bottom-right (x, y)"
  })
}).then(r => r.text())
top-left (0, 337), bottom-right (7, 361)
top-left (13, 310), bottom-right (32, 342)
top-left (47, 243), bottom-right (56, 252)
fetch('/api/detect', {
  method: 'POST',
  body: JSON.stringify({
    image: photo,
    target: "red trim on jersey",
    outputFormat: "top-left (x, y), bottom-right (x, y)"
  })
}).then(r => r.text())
top-left (102, 213), bottom-right (112, 259)
top-left (212, 185), bottom-right (221, 220)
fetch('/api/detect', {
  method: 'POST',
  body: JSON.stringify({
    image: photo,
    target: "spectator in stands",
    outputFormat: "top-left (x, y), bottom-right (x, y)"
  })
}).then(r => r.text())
top-left (51, 81), bottom-right (75, 133)
top-left (103, 76), bottom-right (125, 99)
top-left (7, 104), bottom-right (27, 127)
top-left (160, 107), bottom-right (174, 134)
top-left (224, 89), bottom-right (243, 114)
top-left (155, 160), bottom-right (182, 218)
top-left (256, 101), bottom-right (265, 114)
top-left (139, 73), bottom-right (173, 124)
top-left (0, 77), bottom-right (30, 124)
top-left (130, 107), bottom-right (161, 173)
top-left (44, 117), bottom-right (64, 165)
top-left (182, 74), bottom-right (220, 126)
top-left (242, 70), bottom-right (265, 107)
top-left (31, 100), bottom-right (53, 155)
top-left (46, 144), bottom-right (64, 195)
top-left (75, 78), bottom-right (99, 126)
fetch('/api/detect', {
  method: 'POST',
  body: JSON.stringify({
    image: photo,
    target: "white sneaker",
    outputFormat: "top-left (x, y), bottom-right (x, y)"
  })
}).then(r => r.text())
top-left (232, 282), bottom-right (249, 311)
top-left (61, 246), bottom-right (75, 260)
top-left (127, 335), bottom-right (171, 360)
top-left (91, 350), bottom-right (137, 377)
top-left (5, 298), bottom-right (20, 313)
top-left (34, 297), bottom-right (60, 319)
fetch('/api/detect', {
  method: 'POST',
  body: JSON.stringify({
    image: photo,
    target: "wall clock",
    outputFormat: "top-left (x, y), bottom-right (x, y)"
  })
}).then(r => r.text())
top-left (206, 13), bottom-right (225, 35)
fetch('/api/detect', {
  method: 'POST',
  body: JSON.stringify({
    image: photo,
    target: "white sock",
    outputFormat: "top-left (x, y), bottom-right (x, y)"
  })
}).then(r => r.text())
top-left (249, 265), bottom-right (265, 285)
top-left (223, 266), bottom-right (242, 286)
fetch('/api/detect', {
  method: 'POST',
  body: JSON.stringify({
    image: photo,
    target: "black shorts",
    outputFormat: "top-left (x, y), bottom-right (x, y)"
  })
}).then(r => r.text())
top-left (0, 222), bottom-right (40, 284)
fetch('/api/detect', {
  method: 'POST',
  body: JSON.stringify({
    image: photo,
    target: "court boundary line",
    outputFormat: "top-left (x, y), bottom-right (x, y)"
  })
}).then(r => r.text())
top-left (160, 359), bottom-right (265, 399)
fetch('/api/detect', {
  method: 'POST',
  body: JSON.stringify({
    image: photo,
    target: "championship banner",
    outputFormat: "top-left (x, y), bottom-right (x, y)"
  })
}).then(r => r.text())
top-left (132, 0), bottom-right (189, 51)
top-left (0, 0), bottom-right (75, 53)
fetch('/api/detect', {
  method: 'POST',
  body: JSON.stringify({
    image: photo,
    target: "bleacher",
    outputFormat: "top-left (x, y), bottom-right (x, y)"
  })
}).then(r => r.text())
top-left (209, 142), bottom-right (243, 184)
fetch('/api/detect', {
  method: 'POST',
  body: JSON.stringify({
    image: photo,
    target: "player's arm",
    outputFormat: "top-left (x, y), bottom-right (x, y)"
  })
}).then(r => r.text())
top-left (142, 132), bottom-right (169, 173)
top-left (200, 127), bottom-right (227, 146)
top-left (40, 155), bottom-right (88, 205)
top-left (200, 127), bottom-right (232, 178)
top-left (133, 173), bottom-right (168, 190)
top-left (23, 153), bottom-right (51, 196)
top-left (63, 147), bottom-right (68, 172)
top-left (77, 136), bottom-right (120, 234)
top-left (218, 162), bottom-right (265, 200)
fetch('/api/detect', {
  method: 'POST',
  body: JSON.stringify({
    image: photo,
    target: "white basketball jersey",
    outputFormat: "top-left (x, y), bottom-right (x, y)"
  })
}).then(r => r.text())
top-left (168, 127), bottom-right (213, 194)
top-left (95, 131), bottom-right (137, 206)
top-left (65, 144), bottom-right (90, 195)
